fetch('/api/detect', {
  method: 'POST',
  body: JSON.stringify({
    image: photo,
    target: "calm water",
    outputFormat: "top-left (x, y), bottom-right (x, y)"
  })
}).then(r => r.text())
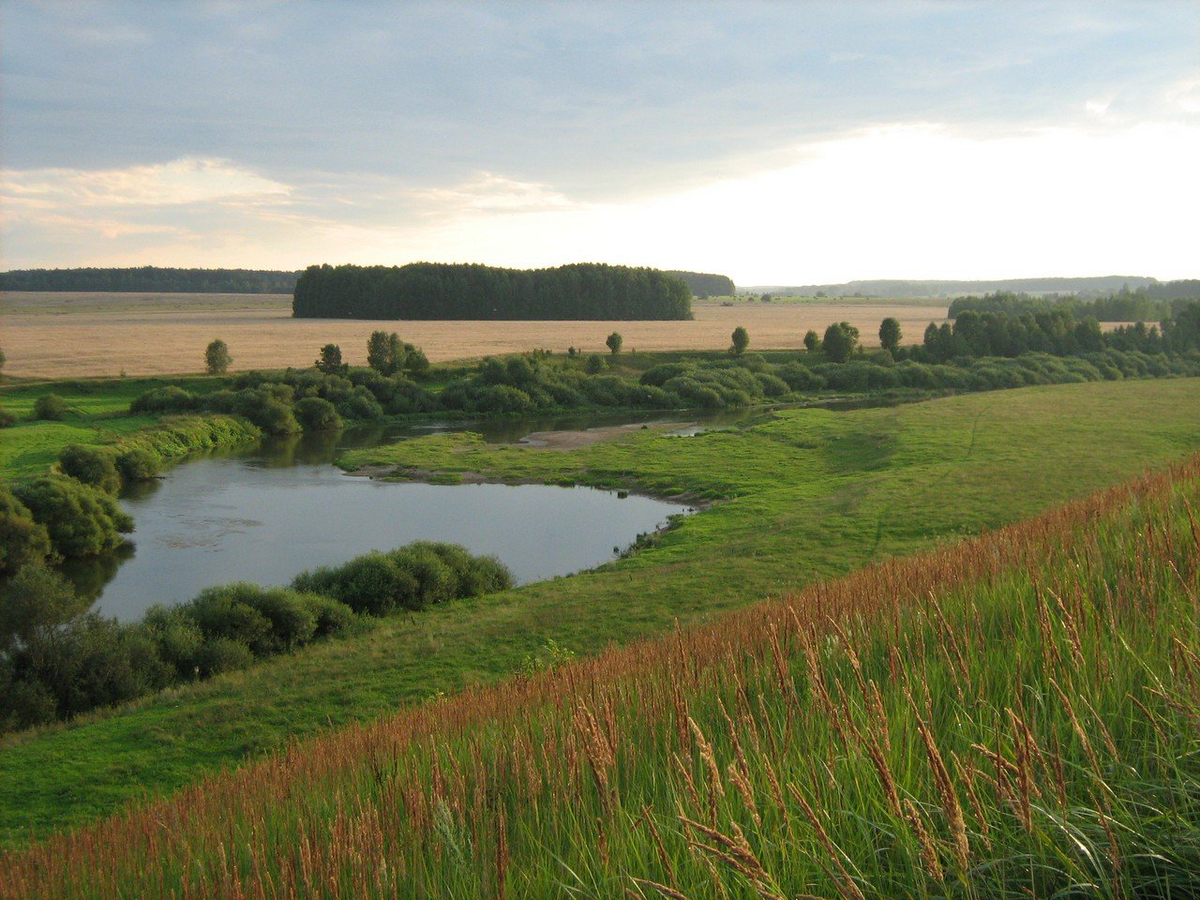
top-left (67, 419), bottom-right (704, 621)
top-left (64, 401), bottom-right (890, 621)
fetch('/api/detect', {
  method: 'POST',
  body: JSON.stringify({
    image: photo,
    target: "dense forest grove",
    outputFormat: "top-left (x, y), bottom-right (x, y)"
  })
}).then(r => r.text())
top-left (291, 262), bottom-right (695, 320)
top-left (0, 266), bottom-right (300, 294)
top-left (948, 284), bottom-right (1200, 322)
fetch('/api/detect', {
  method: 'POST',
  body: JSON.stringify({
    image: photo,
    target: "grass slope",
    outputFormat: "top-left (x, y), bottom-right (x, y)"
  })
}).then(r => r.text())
top-left (0, 379), bottom-right (1197, 846)
top-left (4, 435), bottom-right (1199, 897)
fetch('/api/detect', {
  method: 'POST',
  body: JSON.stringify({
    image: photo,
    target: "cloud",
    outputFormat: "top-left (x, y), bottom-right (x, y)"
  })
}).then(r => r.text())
top-left (413, 173), bottom-right (578, 215)
top-left (2, 157), bottom-right (290, 210)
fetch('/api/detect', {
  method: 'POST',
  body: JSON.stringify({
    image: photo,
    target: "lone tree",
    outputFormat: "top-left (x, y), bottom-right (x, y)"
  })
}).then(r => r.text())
top-left (822, 322), bottom-right (860, 363)
top-left (367, 331), bottom-right (406, 376)
top-left (730, 326), bottom-right (750, 355)
top-left (205, 339), bottom-right (231, 375)
top-left (315, 343), bottom-right (347, 375)
top-left (878, 317), bottom-right (902, 353)
top-left (803, 329), bottom-right (821, 352)
top-left (606, 331), bottom-right (623, 355)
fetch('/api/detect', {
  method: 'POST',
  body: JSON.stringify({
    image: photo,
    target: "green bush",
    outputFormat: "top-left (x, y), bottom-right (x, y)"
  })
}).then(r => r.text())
top-left (115, 448), bottom-right (161, 482)
top-left (292, 542), bottom-right (514, 617)
top-left (0, 486), bottom-right (52, 575)
top-left (130, 385), bottom-right (195, 414)
top-left (58, 445), bottom-right (122, 494)
top-left (193, 636), bottom-right (255, 678)
top-left (13, 477), bottom-right (132, 558)
top-left (33, 393), bottom-right (68, 421)
top-left (294, 397), bottom-right (342, 432)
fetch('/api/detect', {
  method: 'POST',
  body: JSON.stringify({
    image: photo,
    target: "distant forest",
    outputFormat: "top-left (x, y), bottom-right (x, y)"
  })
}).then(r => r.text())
top-left (662, 270), bottom-right (735, 298)
top-left (292, 262), bottom-right (694, 320)
top-left (762, 276), bottom-right (1160, 299)
top-left (948, 283), bottom-right (1200, 322)
top-left (0, 266), bottom-right (300, 294)
top-left (0, 265), bottom-right (733, 302)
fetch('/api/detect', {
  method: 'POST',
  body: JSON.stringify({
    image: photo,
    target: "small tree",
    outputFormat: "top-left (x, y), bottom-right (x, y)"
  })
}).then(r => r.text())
top-left (878, 317), bottom-right (902, 353)
top-left (367, 331), bottom-right (406, 376)
top-left (586, 354), bottom-right (605, 375)
top-left (822, 322), bottom-right (859, 363)
top-left (730, 326), bottom-right (750, 356)
top-left (803, 330), bottom-right (821, 352)
top-left (205, 339), bottom-right (231, 375)
top-left (315, 344), bottom-right (347, 375)
top-left (605, 332), bottom-right (623, 355)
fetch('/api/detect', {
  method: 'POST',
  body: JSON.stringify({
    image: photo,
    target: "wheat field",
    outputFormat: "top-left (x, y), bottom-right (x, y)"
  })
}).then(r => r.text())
top-left (0, 292), bottom-right (948, 378)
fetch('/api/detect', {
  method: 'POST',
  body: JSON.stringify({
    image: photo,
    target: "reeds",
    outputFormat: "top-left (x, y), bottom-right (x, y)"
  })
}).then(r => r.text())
top-left (4, 455), bottom-right (1200, 898)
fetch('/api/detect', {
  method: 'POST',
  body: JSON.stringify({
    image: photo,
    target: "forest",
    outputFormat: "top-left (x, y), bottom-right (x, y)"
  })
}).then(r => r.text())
top-left (0, 266), bottom-right (300, 294)
top-left (948, 284), bottom-right (1200, 322)
top-left (662, 270), bottom-right (735, 297)
top-left (291, 262), bottom-right (695, 320)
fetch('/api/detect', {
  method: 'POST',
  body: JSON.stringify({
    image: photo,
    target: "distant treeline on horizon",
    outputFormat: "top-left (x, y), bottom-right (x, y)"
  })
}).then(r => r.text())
top-left (0, 266), bottom-right (301, 294)
top-left (292, 262), bottom-right (696, 320)
top-left (756, 275), bottom-right (1172, 299)
top-left (0, 264), bottom-right (735, 304)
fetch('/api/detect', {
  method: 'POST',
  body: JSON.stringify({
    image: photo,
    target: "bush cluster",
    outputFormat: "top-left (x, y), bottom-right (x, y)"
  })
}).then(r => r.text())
top-left (0, 542), bottom-right (512, 733)
top-left (292, 542), bottom-right (512, 616)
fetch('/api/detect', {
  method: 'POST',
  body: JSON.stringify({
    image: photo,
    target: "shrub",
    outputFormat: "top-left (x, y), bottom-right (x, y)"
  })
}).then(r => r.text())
top-left (115, 448), bottom-right (161, 482)
top-left (33, 393), bottom-right (68, 420)
top-left (294, 553), bottom-right (417, 616)
top-left (58, 445), bottom-right (122, 494)
top-left (294, 397), bottom-right (342, 432)
top-left (205, 339), bottom-right (232, 375)
top-left (182, 584), bottom-right (275, 655)
top-left (304, 594), bottom-right (357, 637)
top-left (234, 391), bottom-right (300, 434)
top-left (640, 362), bottom-right (693, 387)
top-left (606, 332), bottom-right (623, 355)
top-left (0, 486), bottom-right (52, 575)
top-left (13, 477), bottom-right (133, 558)
top-left (336, 389), bottom-right (384, 421)
top-left (130, 385), bottom-right (195, 414)
top-left (586, 355), bottom-right (605, 375)
top-left (389, 545), bottom-right (456, 610)
top-left (777, 362), bottom-right (827, 391)
top-left (193, 636), bottom-right (255, 677)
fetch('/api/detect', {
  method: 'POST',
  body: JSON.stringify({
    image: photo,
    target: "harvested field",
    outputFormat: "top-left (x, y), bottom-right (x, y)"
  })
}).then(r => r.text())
top-left (0, 292), bottom-right (948, 379)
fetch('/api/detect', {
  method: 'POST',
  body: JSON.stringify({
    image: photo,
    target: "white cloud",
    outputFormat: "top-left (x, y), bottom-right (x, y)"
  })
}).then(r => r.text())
top-left (1167, 76), bottom-right (1200, 114)
top-left (1, 157), bottom-right (290, 210)
top-left (412, 172), bottom-right (578, 215)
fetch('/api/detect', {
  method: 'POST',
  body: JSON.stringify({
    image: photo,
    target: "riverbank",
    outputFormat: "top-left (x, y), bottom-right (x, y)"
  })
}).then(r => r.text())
top-left (1, 378), bottom-right (1198, 844)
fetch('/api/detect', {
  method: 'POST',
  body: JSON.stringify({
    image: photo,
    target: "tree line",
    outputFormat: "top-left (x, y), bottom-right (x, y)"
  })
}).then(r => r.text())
top-left (662, 270), bottom-right (736, 298)
top-left (0, 267), bottom-right (300, 294)
top-left (948, 286), bottom-right (1200, 323)
top-left (291, 262), bottom-right (694, 320)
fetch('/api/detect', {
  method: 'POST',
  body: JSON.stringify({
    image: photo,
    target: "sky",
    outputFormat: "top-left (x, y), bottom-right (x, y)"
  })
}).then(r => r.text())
top-left (1, 1), bottom-right (1198, 284)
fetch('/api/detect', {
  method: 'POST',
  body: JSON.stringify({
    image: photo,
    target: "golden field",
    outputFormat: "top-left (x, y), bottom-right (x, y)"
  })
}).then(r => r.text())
top-left (0, 292), bottom-right (948, 378)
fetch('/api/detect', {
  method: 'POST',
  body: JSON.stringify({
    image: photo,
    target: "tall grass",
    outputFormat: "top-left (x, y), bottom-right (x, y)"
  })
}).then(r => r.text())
top-left (4, 456), bottom-right (1200, 898)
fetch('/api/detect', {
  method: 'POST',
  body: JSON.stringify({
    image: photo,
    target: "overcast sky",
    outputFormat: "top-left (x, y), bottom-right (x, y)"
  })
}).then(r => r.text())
top-left (2, 1), bottom-right (1197, 283)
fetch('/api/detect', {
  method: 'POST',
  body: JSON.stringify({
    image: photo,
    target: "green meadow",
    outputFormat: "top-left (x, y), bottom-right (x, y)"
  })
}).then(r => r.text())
top-left (0, 377), bottom-right (1197, 845)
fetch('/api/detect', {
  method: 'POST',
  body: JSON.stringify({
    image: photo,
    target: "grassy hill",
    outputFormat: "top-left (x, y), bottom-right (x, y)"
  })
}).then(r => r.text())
top-left (4, 431), bottom-right (1199, 896)
top-left (0, 378), bottom-right (1197, 848)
